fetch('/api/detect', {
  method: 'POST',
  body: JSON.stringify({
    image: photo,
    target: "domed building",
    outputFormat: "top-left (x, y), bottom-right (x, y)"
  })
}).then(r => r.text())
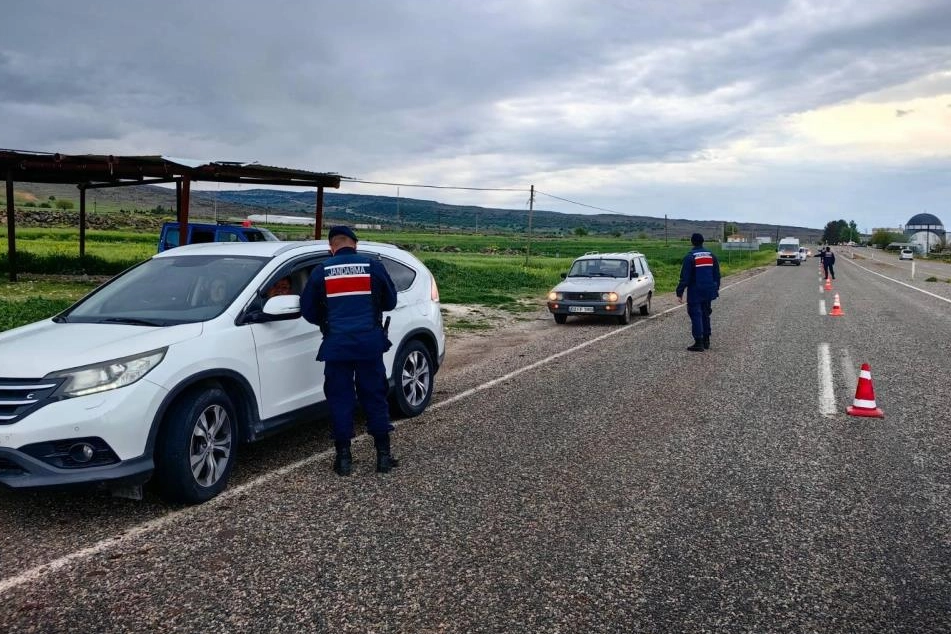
top-left (904, 213), bottom-right (945, 253)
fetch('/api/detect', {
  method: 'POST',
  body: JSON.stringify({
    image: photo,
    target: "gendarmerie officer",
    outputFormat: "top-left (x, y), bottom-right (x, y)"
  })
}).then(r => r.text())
top-left (676, 233), bottom-right (721, 352)
top-left (300, 225), bottom-right (399, 476)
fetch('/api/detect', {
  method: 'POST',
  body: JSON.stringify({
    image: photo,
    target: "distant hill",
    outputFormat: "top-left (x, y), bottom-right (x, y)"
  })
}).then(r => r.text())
top-left (9, 182), bottom-right (824, 242)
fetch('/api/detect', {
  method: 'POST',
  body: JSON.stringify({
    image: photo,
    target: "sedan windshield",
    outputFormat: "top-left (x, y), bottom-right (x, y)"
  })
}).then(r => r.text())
top-left (567, 258), bottom-right (628, 278)
top-left (62, 255), bottom-right (269, 326)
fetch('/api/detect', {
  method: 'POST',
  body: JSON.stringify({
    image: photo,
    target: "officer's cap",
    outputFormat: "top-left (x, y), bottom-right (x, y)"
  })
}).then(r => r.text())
top-left (328, 225), bottom-right (358, 242)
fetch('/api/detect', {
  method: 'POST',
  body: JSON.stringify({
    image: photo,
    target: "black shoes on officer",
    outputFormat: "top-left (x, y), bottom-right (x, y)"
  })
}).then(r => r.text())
top-left (332, 436), bottom-right (399, 475)
top-left (333, 441), bottom-right (353, 477)
top-left (374, 434), bottom-right (399, 474)
top-left (687, 336), bottom-right (711, 352)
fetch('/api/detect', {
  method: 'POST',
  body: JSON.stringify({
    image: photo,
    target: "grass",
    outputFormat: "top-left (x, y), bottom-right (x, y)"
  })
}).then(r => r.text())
top-left (0, 227), bottom-right (777, 332)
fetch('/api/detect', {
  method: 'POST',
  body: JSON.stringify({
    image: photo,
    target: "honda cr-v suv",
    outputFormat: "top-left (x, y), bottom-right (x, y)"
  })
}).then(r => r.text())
top-left (0, 240), bottom-right (445, 503)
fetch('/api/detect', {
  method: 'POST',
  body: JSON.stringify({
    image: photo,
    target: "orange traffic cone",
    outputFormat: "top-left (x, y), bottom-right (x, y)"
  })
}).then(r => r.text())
top-left (846, 363), bottom-right (884, 418)
top-left (824, 276), bottom-right (832, 291)
top-left (829, 293), bottom-right (844, 316)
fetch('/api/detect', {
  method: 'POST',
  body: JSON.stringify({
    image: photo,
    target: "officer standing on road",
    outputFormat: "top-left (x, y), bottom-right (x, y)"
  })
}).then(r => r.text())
top-left (821, 246), bottom-right (836, 280)
top-left (300, 226), bottom-right (399, 476)
top-left (676, 233), bottom-right (721, 352)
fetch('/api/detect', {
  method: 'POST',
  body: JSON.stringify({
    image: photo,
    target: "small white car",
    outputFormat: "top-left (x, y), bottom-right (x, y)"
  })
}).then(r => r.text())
top-left (0, 241), bottom-right (445, 503)
top-left (547, 252), bottom-right (654, 324)
top-left (899, 248), bottom-right (914, 261)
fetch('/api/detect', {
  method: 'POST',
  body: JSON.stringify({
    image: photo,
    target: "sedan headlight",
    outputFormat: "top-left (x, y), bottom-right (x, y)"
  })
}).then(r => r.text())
top-left (548, 291), bottom-right (563, 301)
top-left (48, 348), bottom-right (167, 398)
top-left (602, 292), bottom-right (619, 302)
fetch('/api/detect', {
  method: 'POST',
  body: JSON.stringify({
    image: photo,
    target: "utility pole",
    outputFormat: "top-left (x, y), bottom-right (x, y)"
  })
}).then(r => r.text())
top-left (664, 214), bottom-right (668, 246)
top-left (525, 185), bottom-right (535, 266)
top-left (396, 186), bottom-right (401, 228)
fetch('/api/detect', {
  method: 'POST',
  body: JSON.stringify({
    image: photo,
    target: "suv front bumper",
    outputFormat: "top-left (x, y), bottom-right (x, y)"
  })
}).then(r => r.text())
top-left (0, 379), bottom-right (167, 491)
top-left (0, 448), bottom-right (153, 490)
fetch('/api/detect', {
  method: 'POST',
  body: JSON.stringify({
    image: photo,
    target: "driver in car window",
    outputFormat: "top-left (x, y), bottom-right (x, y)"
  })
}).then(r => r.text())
top-left (209, 278), bottom-right (230, 304)
top-left (266, 277), bottom-right (292, 298)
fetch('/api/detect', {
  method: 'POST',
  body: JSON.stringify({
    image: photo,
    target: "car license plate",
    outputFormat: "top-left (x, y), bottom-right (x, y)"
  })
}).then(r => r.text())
top-left (569, 306), bottom-right (594, 313)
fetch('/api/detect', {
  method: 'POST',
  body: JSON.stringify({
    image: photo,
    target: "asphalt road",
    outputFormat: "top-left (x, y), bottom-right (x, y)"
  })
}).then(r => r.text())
top-left (1, 259), bottom-right (949, 633)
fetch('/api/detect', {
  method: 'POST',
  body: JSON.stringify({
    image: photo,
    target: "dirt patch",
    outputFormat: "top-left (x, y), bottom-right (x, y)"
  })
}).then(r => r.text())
top-left (440, 302), bottom-right (553, 373)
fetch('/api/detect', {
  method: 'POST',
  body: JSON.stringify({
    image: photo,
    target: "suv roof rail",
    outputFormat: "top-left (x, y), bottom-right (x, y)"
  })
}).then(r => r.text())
top-left (583, 251), bottom-right (599, 255)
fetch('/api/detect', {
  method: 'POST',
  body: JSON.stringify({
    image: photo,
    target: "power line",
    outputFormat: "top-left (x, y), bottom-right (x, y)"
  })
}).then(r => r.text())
top-left (341, 177), bottom-right (526, 193)
top-left (534, 190), bottom-right (622, 214)
top-left (341, 177), bottom-right (626, 215)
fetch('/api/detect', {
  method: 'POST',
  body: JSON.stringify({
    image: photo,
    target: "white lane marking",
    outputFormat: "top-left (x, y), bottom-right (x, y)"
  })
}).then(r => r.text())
top-left (0, 270), bottom-right (772, 594)
top-left (819, 300), bottom-right (827, 316)
top-left (844, 257), bottom-right (951, 304)
top-left (818, 343), bottom-right (836, 416)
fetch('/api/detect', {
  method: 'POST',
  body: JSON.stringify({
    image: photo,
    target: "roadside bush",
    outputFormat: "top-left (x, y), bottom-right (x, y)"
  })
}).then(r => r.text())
top-left (0, 298), bottom-right (72, 332)
top-left (0, 251), bottom-right (138, 275)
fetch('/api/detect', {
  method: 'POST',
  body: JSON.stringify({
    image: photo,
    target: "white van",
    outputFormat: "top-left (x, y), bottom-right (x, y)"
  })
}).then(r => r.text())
top-left (777, 238), bottom-right (801, 265)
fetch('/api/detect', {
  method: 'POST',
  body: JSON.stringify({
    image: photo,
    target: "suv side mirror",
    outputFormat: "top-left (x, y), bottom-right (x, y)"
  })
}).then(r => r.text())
top-left (560, 272), bottom-right (567, 279)
top-left (244, 295), bottom-right (301, 323)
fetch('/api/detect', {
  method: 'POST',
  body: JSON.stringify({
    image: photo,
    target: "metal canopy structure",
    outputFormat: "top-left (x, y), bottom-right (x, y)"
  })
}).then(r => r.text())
top-left (2, 149), bottom-right (341, 281)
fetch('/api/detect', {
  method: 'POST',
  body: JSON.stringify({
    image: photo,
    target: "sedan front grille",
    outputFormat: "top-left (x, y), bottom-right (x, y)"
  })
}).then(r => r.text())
top-left (563, 292), bottom-right (605, 301)
top-left (0, 378), bottom-right (62, 425)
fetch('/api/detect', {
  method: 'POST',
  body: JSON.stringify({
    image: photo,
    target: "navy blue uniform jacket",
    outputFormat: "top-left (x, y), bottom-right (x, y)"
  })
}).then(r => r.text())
top-left (300, 247), bottom-right (398, 361)
top-left (676, 247), bottom-right (721, 303)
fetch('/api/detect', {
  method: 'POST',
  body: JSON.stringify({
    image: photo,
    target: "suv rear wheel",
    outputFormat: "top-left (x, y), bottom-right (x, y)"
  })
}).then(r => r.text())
top-left (155, 385), bottom-right (237, 504)
top-left (391, 340), bottom-right (434, 417)
top-left (640, 292), bottom-right (651, 316)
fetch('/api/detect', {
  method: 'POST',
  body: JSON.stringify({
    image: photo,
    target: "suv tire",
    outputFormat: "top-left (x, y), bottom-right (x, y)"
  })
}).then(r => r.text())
top-left (640, 293), bottom-right (651, 316)
top-left (391, 340), bottom-right (434, 418)
top-left (155, 385), bottom-right (237, 504)
top-left (553, 314), bottom-right (567, 324)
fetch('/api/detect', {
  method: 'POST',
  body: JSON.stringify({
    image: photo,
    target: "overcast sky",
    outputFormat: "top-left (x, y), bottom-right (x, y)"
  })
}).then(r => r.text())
top-left (3, 0), bottom-right (950, 231)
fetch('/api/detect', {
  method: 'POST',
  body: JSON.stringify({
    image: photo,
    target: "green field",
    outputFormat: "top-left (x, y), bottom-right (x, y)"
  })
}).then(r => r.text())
top-left (0, 227), bottom-right (775, 331)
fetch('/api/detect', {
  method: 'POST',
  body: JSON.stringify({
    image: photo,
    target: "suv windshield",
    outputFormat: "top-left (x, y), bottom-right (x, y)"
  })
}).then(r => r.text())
top-left (567, 258), bottom-right (628, 278)
top-left (62, 255), bottom-right (269, 326)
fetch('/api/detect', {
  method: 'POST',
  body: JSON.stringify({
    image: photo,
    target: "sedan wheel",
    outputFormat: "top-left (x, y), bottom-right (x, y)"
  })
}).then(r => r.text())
top-left (640, 292), bottom-right (651, 316)
top-left (617, 299), bottom-right (632, 325)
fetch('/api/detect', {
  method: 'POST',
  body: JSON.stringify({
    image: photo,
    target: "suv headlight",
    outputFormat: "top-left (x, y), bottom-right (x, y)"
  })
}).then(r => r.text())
top-left (602, 292), bottom-right (619, 302)
top-left (548, 291), bottom-right (563, 301)
top-left (48, 348), bottom-right (167, 398)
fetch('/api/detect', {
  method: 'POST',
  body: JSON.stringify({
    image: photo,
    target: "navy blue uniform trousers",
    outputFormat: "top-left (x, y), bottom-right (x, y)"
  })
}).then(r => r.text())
top-left (687, 301), bottom-right (712, 340)
top-left (323, 358), bottom-right (393, 441)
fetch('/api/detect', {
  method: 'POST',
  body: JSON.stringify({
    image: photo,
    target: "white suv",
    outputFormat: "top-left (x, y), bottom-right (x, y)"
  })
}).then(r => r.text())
top-left (546, 252), bottom-right (655, 324)
top-left (0, 241), bottom-right (445, 503)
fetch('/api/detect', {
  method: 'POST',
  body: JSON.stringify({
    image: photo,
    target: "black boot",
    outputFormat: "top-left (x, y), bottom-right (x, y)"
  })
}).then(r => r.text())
top-left (333, 441), bottom-right (352, 477)
top-left (374, 434), bottom-right (399, 473)
top-left (702, 336), bottom-right (710, 350)
top-left (687, 339), bottom-right (705, 352)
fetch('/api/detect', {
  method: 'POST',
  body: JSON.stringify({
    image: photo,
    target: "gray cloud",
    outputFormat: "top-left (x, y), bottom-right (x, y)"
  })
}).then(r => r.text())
top-left (1, 0), bottom-right (949, 229)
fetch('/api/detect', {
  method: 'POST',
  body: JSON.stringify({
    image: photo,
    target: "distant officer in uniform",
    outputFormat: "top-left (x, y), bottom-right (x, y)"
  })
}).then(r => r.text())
top-left (676, 233), bottom-right (721, 352)
top-left (300, 225), bottom-right (399, 476)
top-left (821, 246), bottom-right (836, 280)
